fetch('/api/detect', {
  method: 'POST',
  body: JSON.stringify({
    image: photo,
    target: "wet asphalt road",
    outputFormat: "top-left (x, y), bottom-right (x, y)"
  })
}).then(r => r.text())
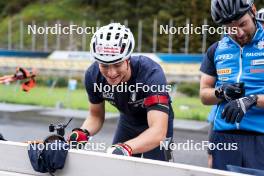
top-left (0, 112), bottom-right (208, 167)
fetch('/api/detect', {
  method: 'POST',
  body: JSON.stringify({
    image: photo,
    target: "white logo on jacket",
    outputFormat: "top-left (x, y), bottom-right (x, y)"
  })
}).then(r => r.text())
top-left (103, 92), bottom-right (114, 100)
top-left (257, 41), bottom-right (264, 50)
top-left (216, 54), bottom-right (233, 61)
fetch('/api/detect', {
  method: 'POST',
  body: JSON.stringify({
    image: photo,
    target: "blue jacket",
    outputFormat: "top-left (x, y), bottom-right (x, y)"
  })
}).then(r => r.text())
top-left (201, 22), bottom-right (264, 132)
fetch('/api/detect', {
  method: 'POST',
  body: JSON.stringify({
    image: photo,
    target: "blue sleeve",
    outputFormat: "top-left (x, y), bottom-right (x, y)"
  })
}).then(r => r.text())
top-left (84, 69), bottom-right (104, 104)
top-left (200, 42), bottom-right (218, 77)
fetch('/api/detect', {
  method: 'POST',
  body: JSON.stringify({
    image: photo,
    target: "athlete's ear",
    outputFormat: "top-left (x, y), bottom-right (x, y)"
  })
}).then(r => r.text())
top-left (251, 5), bottom-right (257, 15)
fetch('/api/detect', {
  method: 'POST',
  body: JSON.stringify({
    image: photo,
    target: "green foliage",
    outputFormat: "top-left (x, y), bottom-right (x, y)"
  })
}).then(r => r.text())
top-left (0, 0), bottom-right (264, 52)
top-left (171, 96), bottom-right (211, 121)
top-left (177, 82), bottom-right (200, 97)
top-left (35, 76), bottom-right (85, 89)
top-left (0, 84), bottom-right (210, 121)
top-left (0, 0), bottom-right (37, 18)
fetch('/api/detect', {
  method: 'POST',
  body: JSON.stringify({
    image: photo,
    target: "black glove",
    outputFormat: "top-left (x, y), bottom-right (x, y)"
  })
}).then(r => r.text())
top-left (221, 95), bottom-right (258, 124)
top-left (215, 83), bottom-right (245, 102)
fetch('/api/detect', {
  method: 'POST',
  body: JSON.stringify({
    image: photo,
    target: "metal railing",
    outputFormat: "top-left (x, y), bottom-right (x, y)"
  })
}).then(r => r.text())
top-left (1, 17), bottom-right (219, 53)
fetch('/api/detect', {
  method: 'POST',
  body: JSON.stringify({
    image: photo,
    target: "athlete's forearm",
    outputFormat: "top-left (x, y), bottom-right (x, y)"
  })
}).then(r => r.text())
top-left (81, 103), bottom-right (105, 136)
top-left (200, 87), bottom-right (221, 105)
top-left (125, 110), bottom-right (168, 154)
top-left (124, 126), bottom-right (166, 154)
top-left (256, 95), bottom-right (264, 108)
top-left (81, 115), bottom-right (104, 136)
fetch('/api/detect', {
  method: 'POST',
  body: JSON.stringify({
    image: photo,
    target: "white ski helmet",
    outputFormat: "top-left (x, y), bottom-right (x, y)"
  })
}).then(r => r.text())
top-left (256, 8), bottom-right (264, 22)
top-left (90, 23), bottom-right (135, 64)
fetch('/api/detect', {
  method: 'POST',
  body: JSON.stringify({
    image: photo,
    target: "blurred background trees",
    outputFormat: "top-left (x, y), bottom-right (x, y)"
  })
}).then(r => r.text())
top-left (0, 0), bottom-right (263, 52)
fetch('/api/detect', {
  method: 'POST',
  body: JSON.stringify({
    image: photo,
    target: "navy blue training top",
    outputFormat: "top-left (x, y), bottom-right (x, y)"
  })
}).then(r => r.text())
top-left (84, 55), bottom-right (174, 125)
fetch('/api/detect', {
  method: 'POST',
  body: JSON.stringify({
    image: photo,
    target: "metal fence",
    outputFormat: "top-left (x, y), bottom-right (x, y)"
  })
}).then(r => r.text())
top-left (1, 17), bottom-right (216, 54)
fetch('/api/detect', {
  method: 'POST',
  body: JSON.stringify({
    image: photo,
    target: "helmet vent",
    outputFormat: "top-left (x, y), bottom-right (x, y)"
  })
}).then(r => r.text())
top-left (121, 44), bottom-right (126, 54)
top-left (115, 33), bottom-right (120, 39)
top-left (92, 43), bottom-right (96, 52)
top-left (127, 43), bottom-right (132, 53)
top-left (107, 32), bottom-right (111, 40)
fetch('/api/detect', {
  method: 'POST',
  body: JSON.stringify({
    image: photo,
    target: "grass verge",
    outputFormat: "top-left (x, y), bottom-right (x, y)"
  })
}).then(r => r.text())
top-left (0, 84), bottom-right (211, 121)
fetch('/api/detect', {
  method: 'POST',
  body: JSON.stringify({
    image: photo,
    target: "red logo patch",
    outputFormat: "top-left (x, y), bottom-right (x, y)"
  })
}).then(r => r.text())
top-left (96, 45), bottom-right (121, 54)
top-left (250, 69), bottom-right (264, 73)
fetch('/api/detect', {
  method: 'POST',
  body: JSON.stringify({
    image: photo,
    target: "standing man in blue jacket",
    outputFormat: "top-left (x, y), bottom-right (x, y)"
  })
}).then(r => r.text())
top-left (200, 0), bottom-right (264, 170)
